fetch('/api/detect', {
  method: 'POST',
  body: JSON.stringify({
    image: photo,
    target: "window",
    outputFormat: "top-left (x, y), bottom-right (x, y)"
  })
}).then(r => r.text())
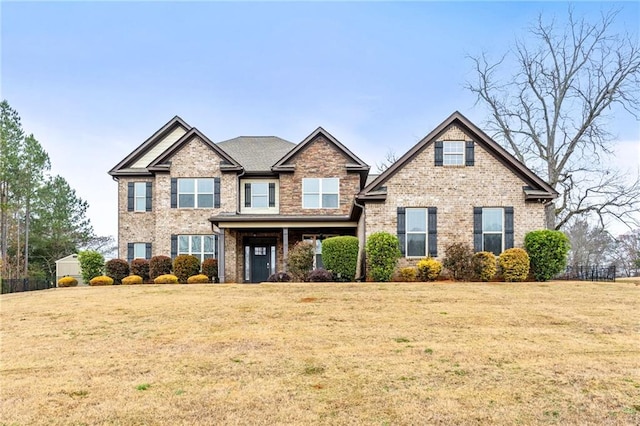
top-left (482, 208), bottom-right (503, 256)
top-left (251, 183), bottom-right (268, 208)
top-left (178, 235), bottom-right (216, 262)
top-left (406, 208), bottom-right (428, 257)
top-left (302, 178), bottom-right (339, 209)
top-left (178, 178), bottom-right (214, 208)
top-left (133, 243), bottom-right (146, 259)
top-left (443, 141), bottom-right (464, 166)
top-left (134, 182), bottom-right (146, 212)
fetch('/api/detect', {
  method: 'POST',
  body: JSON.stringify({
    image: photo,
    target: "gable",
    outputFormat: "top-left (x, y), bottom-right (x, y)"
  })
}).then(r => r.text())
top-left (109, 116), bottom-right (191, 176)
top-left (358, 111), bottom-right (557, 201)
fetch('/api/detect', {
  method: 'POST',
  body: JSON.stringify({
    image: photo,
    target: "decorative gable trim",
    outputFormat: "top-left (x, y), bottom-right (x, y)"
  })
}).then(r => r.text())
top-left (357, 111), bottom-right (557, 201)
top-left (109, 116), bottom-right (191, 176)
top-left (272, 127), bottom-right (369, 173)
top-left (147, 128), bottom-right (243, 172)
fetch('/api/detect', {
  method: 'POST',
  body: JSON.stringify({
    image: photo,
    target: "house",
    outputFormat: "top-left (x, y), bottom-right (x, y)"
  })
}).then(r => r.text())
top-left (109, 111), bottom-right (556, 282)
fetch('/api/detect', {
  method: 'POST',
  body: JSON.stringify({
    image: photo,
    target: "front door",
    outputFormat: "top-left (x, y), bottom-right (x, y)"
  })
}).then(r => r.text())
top-left (245, 238), bottom-right (276, 283)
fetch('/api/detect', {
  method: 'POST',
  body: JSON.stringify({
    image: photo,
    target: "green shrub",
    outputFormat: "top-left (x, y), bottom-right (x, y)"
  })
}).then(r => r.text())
top-left (130, 258), bottom-right (150, 283)
top-left (173, 255), bottom-right (201, 284)
top-left (417, 257), bottom-right (443, 281)
top-left (267, 272), bottom-right (291, 282)
top-left (187, 274), bottom-right (210, 284)
top-left (287, 241), bottom-right (314, 281)
top-left (154, 274), bottom-right (179, 284)
top-left (78, 250), bottom-right (105, 283)
top-left (105, 259), bottom-right (129, 284)
top-left (122, 275), bottom-right (143, 285)
top-left (498, 248), bottom-right (530, 282)
top-left (472, 251), bottom-right (497, 282)
top-left (149, 255), bottom-right (172, 281)
top-left (365, 232), bottom-right (401, 282)
top-left (307, 268), bottom-right (333, 282)
top-left (443, 243), bottom-right (474, 281)
top-left (201, 258), bottom-right (219, 282)
top-left (398, 267), bottom-right (417, 282)
top-left (524, 230), bottom-right (570, 281)
top-left (89, 275), bottom-right (114, 286)
top-left (322, 236), bottom-right (359, 282)
top-left (57, 276), bottom-right (78, 287)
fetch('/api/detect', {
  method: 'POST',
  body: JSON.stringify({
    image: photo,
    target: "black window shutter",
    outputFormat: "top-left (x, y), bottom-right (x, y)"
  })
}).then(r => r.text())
top-left (434, 141), bottom-right (443, 166)
top-left (268, 183), bottom-right (276, 207)
top-left (145, 243), bottom-right (152, 260)
top-left (127, 182), bottom-right (134, 211)
top-left (428, 207), bottom-right (438, 257)
top-left (170, 178), bottom-right (177, 208)
top-left (244, 183), bottom-right (251, 208)
top-left (473, 207), bottom-right (483, 252)
top-left (214, 177), bottom-right (221, 208)
top-left (145, 182), bottom-right (152, 212)
top-left (465, 141), bottom-right (475, 166)
top-left (171, 235), bottom-right (177, 259)
top-left (504, 207), bottom-right (514, 249)
top-left (397, 207), bottom-right (406, 256)
top-left (127, 243), bottom-right (134, 263)
top-left (214, 235), bottom-right (218, 259)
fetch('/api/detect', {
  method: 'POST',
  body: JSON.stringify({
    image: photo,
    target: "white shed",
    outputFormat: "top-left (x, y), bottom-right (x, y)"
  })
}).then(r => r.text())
top-left (55, 254), bottom-right (84, 286)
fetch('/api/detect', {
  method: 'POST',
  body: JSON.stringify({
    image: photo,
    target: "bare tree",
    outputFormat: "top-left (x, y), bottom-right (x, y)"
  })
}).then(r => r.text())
top-left (613, 229), bottom-right (640, 277)
top-left (375, 149), bottom-right (400, 173)
top-left (467, 7), bottom-right (640, 230)
top-left (564, 218), bottom-right (614, 268)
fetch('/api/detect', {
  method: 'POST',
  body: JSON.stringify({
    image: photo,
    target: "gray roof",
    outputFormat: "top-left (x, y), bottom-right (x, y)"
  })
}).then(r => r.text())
top-left (216, 136), bottom-right (296, 172)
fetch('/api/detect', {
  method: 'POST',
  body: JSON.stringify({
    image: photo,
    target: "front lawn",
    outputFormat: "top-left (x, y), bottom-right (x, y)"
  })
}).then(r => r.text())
top-left (1, 281), bottom-right (638, 425)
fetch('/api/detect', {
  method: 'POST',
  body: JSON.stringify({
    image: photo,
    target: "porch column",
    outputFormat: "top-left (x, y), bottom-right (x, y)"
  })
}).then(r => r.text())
top-left (283, 227), bottom-right (289, 272)
top-left (217, 232), bottom-right (225, 283)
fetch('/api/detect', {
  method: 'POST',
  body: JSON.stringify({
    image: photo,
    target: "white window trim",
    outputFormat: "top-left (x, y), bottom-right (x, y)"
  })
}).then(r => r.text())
top-left (177, 178), bottom-right (214, 209)
top-left (482, 208), bottom-right (504, 254)
top-left (302, 178), bottom-right (340, 209)
top-left (134, 182), bottom-right (146, 212)
top-left (405, 208), bottom-right (429, 258)
top-left (443, 140), bottom-right (465, 166)
top-left (177, 234), bottom-right (216, 262)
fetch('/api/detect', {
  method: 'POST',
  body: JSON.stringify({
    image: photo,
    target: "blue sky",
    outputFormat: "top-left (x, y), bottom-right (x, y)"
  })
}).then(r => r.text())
top-left (2, 1), bottom-right (639, 239)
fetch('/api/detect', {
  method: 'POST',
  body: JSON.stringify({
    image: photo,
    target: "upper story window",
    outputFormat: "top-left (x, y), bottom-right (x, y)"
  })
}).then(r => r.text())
top-left (443, 141), bottom-right (464, 166)
top-left (127, 182), bottom-right (151, 212)
top-left (134, 182), bottom-right (146, 211)
top-left (244, 181), bottom-right (276, 209)
top-left (178, 178), bottom-right (214, 208)
top-left (302, 178), bottom-right (339, 209)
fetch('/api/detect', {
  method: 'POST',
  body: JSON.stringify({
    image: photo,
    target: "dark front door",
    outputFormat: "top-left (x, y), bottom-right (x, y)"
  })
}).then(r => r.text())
top-left (250, 246), bottom-right (270, 283)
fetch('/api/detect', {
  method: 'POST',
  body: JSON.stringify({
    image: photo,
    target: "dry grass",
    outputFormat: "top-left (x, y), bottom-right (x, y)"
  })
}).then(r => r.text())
top-left (1, 281), bottom-right (639, 425)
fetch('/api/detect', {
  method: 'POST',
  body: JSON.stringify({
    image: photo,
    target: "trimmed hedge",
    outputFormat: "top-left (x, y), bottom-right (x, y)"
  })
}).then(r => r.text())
top-left (398, 267), bottom-right (417, 282)
top-left (287, 241), bottom-right (314, 281)
top-left (173, 255), bottom-right (200, 284)
top-left (154, 274), bottom-right (179, 284)
top-left (322, 236), bottom-right (359, 281)
top-left (130, 258), bottom-right (150, 283)
top-left (498, 248), bottom-right (530, 282)
top-left (202, 258), bottom-right (219, 282)
top-left (307, 268), bottom-right (333, 282)
top-left (472, 251), bottom-right (497, 282)
top-left (105, 259), bottom-right (129, 285)
top-left (58, 276), bottom-right (78, 287)
top-left (267, 272), bottom-right (292, 282)
top-left (187, 274), bottom-right (210, 284)
top-left (417, 257), bottom-right (443, 281)
top-left (78, 250), bottom-right (105, 283)
top-left (149, 255), bottom-right (172, 281)
top-left (524, 230), bottom-right (570, 281)
top-left (443, 243), bottom-right (474, 281)
top-left (122, 275), bottom-right (143, 285)
top-left (89, 275), bottom-right (114, 286)
top-left (365, 232), bottom-right (401, 282)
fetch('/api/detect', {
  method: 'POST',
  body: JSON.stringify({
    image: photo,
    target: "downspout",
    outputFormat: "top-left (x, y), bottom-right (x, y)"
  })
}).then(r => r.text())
top-left (354, 197), bottom-right (366, 281)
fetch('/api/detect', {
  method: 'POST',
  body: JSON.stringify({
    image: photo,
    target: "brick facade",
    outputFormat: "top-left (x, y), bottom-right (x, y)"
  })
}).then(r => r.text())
top-left (364, 124), bottom-right (547, 267)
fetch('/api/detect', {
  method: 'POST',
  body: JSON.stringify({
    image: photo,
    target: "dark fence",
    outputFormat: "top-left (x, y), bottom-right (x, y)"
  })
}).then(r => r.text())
top-left (558, 265), bottom-right (616, 282)
top-left (1, 278), bottom-right (53, 294)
